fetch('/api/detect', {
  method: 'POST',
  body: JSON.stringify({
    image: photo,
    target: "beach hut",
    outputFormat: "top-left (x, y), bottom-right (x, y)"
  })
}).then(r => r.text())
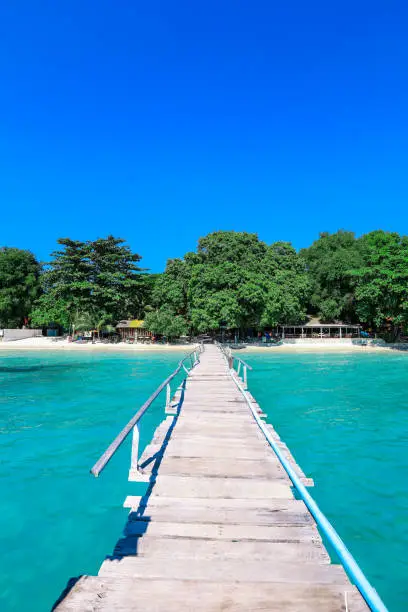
top-left (116, 319), bottom-right (152, 343)
top-left (277, 318), bottom-right (361, 339)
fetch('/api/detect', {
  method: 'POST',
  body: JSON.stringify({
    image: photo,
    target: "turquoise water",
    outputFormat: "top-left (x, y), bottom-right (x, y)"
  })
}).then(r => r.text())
top-left (1, 350), bottom-right (407, 611)
top-left (0, 350), bottom-right (183, 612)
top-left (244, 351), bottom-right (408, 612)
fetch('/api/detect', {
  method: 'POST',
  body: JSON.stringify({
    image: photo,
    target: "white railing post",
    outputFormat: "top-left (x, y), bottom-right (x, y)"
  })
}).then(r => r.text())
top-left (194, 351), bottom-right (197, 364)
top-left (129, 423), bottom-right (149, 482)
top-left (130, 423), bottom-right (139, 470)
top-left (243, 365), bottom-right (248, 389)
top-left (165, 382), bottom-right (177, 414)
top-left (237, 361), bottom-right (241, 377)
top-left (166, 382), bottom-right (171, 410)
top-left (129, 423), bottom-right (140, 479)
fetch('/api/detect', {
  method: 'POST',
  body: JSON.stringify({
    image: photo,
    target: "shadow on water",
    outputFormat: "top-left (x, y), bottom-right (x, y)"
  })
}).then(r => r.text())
top-left (108, 381), bottom-right (185, 560)
top-left (51, 577), bottom-right (82, 611)
top-left (52, 380), bottom-right (186, 608)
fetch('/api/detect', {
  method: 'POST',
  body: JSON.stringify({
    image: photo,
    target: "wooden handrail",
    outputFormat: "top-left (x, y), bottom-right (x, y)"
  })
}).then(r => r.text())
top-left (90, 346), bottom-right (202, 477)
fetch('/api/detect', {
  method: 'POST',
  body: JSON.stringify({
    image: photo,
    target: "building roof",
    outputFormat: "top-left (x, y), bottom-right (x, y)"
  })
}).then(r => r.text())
top-left (280, 315), bottom-right (361, 329)
top-left (116, 319), bottom-right (145, 329)
top-left (279, 323), bottom-right (361, 328)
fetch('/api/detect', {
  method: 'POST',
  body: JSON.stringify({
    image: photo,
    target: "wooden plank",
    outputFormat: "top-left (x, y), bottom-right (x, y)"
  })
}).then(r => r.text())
top-left (124, 495), bottom-right (309, 512)
top-left (153, 456), bottom-right (290, 480)
top-left (55, 576), bottom-right (368, 612)
top-left (98, 556), bottom-right (351, 584)
top-left (113, 535), bottom-right (330, 563)
top-left (122, 520), bottom-right (322, 543)
top-left (126, 506), bottom-right (314, 527)
top-left (151, 475), bottom-right (294, 499)
top-left (154, 439), bottom-right (277, 459)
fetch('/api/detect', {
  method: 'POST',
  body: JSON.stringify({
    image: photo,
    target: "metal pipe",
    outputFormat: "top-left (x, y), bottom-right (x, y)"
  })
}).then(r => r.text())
top-left (234, 356), bottom-right (253, 371)
top-left (230, 371), bottom-right (388, 612)
top-left (90, 346), bottom-right (199, 477)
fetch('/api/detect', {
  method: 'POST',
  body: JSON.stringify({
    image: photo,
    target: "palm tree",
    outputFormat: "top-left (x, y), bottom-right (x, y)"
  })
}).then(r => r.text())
top-left (70, 311), bottom-right (93, 338)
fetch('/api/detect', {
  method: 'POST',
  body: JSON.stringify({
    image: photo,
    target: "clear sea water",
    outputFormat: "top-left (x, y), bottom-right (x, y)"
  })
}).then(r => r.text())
top-left (0, 350), bottom-right (183, 612)
top-left (244, 350), bottom-right (408, 612)
top-left (0, 350), bottom-right (407, 611)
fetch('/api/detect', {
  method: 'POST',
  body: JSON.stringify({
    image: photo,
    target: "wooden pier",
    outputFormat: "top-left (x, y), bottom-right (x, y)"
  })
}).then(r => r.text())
top-left (56, 344), bottom-right (370, 611)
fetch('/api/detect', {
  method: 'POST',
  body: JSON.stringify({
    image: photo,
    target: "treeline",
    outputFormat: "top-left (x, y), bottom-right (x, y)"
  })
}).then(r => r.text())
top-left (1, 230), bottom-right (408, 340)
top-left (0, 236), bottom-right (154, 333)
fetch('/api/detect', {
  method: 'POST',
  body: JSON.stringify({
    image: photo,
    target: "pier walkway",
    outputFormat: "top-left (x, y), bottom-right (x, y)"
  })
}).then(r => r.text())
top-left (57, 345), bottom-right (373, 611)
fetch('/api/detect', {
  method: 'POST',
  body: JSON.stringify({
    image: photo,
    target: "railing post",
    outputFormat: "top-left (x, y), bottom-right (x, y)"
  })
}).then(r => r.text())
top-left (165, 382), bottom-right (171, 411)
top-left (194, 351), bottom-right (197, 364)
top-left (237, 361), bottom-right (241, 377)
top-left (129, 424), bottom-right (149, 482)
top-left (243, 365), bottom-right (248, 389)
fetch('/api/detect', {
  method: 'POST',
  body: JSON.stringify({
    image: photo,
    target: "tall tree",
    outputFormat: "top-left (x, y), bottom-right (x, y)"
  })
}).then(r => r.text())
top-left (151, 231), bottom-right (309, 335)
top-left (351, 231), bottom-right (408, 340)
top-left (0, 248), bottom-right (41, 327)
top-left (42, 238), bottom-right (93, 316)
top-left (90, 236), bottom-right (143, 320)
top-left (31, 236), bottom-right (144, 329)
top-left (300, 231), bottom-right (363, 322)
top-left (260, 242), bottom-right (310, 326)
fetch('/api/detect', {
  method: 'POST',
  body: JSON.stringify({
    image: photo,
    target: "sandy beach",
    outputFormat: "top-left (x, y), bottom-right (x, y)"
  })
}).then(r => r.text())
top-left (0, 337), bottom-right (197, 352)
top-left (0, 336), bottom-right (404, 353)
top-left (238, 340), bottom-right (407, 353)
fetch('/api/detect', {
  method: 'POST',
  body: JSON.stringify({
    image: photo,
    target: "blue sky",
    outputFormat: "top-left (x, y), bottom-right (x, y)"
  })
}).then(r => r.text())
top-left (1, 1), bottom-right (408, 271)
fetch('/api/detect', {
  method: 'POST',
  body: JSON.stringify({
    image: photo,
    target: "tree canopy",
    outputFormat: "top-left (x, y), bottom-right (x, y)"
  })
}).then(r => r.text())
top-left (300, 230), bottom-right (363, 322)
top-left (0, 248), bottom-right (41, 327)
top-left (30, 236), bottom-right (145, 330)
top-left (3, 228), bottom-right (408, 342)
top-left (351, 231), bottom-right (408, 340)
top-left (147, 231), bottom-right (310, 336)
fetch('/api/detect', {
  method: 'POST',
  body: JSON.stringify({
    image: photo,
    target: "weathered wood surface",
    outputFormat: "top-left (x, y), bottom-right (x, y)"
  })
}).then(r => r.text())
top-left (55, 344), bottom-right (368, 611)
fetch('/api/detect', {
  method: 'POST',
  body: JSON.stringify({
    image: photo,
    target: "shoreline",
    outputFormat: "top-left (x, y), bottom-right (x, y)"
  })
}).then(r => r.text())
top-left (236, 342), bottom-right (407, 354)
top-left (0, 338), bottom-right (196, 352)
top-left (1, 338), bottom-right (407, 354)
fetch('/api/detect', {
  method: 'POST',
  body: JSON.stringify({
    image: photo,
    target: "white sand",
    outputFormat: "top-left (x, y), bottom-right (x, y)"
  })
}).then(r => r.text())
top-left (239, 340), bottom-right (402, 353)
top-left (0, 336), bottom-right (196, 352)
top-left (0, 337), bottom-right (405, 354)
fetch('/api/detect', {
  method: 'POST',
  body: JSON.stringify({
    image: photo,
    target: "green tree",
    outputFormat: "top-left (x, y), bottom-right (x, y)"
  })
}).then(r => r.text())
top-left (90, 236), bottom-right (143, 320)
top-left (260, 242), bottom-right (310, 326)
top-left (30, 295), bottom-right (70, 329)
top-left (42, 238), bottom-right (93, 317)
top-left (351, 231), bottom-right (408, 340)
top-left (152, 259), bottom-right (191, 317)
top-left (300, 231), bottom-right (363, 322)
top-left (34, 235), bottom-right (144, 327)
top-left (144, 309), bottom-right (189, 340)
top-left (0, 248), bottom-right (41, 327)
top-left (151, 231), bottom-right (309, 335)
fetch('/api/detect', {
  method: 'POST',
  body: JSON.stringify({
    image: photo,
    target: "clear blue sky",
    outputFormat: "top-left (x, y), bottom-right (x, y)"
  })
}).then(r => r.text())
top-left (1, 1), bottom-right (408, 271)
